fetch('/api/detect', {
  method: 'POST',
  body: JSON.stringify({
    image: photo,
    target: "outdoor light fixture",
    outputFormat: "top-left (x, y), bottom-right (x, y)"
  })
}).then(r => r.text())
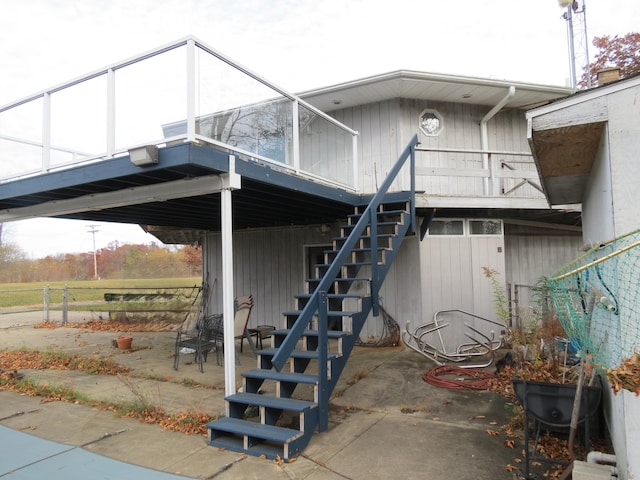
top-left (129, 145), bottom-right (158, 166)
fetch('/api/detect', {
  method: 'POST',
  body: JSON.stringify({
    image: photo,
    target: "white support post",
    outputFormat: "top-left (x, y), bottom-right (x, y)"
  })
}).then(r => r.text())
top-left (221, 155), bottom-right (241, 397)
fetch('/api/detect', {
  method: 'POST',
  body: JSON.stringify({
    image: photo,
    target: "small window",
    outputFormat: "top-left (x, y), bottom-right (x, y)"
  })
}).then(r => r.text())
top-left (469, 220), bottom-right (502, 235)
top-left (419, 109), bottom-right (443, 136)
top-left (428, 219), bottom-right (464, 236)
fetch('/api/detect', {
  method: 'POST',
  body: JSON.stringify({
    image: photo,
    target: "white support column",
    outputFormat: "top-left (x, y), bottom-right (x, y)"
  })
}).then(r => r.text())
top-left (221, 155), bottom-right (241, 397)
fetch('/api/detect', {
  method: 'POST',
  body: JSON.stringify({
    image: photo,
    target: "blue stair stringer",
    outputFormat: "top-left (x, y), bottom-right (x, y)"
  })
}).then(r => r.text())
top-left (207, 134), bottom-right (421, 461)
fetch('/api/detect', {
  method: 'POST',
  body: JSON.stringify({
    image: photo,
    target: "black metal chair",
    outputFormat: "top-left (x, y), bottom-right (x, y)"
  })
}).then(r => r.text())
top-left (174, 313), bottom-right (222, 372)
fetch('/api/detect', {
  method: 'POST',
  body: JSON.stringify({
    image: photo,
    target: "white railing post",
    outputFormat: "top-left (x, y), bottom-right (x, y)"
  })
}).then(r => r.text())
top-left (489, 152), bottom-right (499, 196)
top-left (186, 39), bottom-right (196, 143)
top-left (352, 134), bottom-right (359, 191)
top-left (107, 68), bottom-right (116, 157)
top-left (292, 99), bottom-right (300, 173)
top-left (42, 93), bottom-right (51, 173)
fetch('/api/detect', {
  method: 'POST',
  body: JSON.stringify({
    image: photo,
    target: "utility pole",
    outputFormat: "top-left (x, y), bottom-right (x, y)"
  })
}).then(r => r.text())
top-left (87, 224), bottom-right (99, 279)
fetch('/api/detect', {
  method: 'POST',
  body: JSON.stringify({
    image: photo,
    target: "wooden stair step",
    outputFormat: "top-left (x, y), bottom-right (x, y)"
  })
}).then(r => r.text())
top-left (272, 329), bottom-right (350, 339)
top-left (227, 392), bottom-right (316, 412)
top-left (295, 293), bottom-right (363, 301)
top-left (283, 310), bottom-right (359, 318)
top-left (306, 276), bottom-right (371, 283)
top-left (242, 369), bottom-right (318, 385)
top-left (208, 417), bottom-right (303, 444)
top-left (258, 348), bottom-right (339, 360)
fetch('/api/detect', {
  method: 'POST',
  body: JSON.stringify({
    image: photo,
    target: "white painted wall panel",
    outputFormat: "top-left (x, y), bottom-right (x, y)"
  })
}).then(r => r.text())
top-left (583, 128), bottom-right (615, 244)
top-left (608, 84), bottom-right (640, 237)
top-left (202, 223), bottom-right (410, 341)
top-left (203, 225), bottom-right (337, 329)
top-left (504, 227), bottom-right (583, 326)
top-left (601, 84), bottom-right (640, 480)
top-left (417, 234), bottom-right (504, 352)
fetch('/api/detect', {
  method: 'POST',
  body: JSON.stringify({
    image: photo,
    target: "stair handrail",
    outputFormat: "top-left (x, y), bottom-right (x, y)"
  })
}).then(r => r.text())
top-left (271, 134), bottom-right (419, 373)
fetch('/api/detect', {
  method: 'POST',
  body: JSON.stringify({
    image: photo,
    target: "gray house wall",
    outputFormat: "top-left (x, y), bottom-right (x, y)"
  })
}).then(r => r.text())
top-left (202, 225), bottom-right (338, 328)
top-left (331, 98), bottom-right (538, 199)
top-left (527, 79), bottom-right (640, 480)
top-left (201, 95), bottom-right (584, 348)
top-left (579, 83), bottom-right (640, 480)
top-left (504, 224), bottom-right (583, 327)
top-left (583, 127), bottom-right (615, 244)
top-left (202, 224), bottom-right (421, 343)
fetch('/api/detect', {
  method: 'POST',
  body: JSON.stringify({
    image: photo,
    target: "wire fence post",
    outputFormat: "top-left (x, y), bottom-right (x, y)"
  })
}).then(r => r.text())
top-left (62, 284), bottom-right (69, 325)
top-left (43, 285), bottom-right (50, 322)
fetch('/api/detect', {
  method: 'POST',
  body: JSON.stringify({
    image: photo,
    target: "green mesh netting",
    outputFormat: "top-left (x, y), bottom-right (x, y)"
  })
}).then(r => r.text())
top-left (547, 229), bottom-right (640, 372)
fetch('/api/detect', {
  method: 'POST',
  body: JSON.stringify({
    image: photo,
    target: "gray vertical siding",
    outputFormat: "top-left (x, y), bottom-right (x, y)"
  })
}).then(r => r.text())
top-left (200, 97), bottom-right (581, 351)
top-left (331, 98), bottom-right (540, 199)
top-left (504, 225), bottom-right (583, 326)
top-left (417, 231), bottom-right (506, 351)
top-left (203, 225), bottom-right (339, 329)
top-left (202, 223), bottom-right (420, 342)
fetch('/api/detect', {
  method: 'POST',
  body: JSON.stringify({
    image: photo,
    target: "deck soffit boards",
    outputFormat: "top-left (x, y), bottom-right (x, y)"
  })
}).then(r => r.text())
top-left (530, 122), bottom-right (605, 205)
top-left (527, 75), bottom-right (640, 206)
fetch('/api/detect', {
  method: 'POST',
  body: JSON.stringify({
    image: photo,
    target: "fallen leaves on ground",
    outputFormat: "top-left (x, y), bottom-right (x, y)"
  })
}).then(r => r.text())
top-left (484, 358), bottom-right (612, 479)
top-left (34, 319), bottom-right (180, 332)
top-left (0, 350), bottom-right (128, 375)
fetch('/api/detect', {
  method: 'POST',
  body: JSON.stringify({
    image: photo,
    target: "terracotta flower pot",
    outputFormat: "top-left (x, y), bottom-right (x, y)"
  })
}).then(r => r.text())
top-left (116, 336), bottom-right (133, 350)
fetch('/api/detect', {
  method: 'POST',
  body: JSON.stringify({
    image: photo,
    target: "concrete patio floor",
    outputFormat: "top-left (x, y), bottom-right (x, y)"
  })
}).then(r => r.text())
top-left (0, 309), bottom-right (525, 479)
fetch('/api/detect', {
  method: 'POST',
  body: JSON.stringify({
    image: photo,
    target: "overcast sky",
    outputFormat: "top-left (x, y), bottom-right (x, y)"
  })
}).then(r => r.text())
top-left (1, 0), bottom-right (639, 258)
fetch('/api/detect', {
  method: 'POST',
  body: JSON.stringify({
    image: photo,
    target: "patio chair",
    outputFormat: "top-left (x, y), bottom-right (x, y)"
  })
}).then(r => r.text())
top-left (174, 312), bottom-right (222, 373)
top-left (234, 295), bottom-right (258, 354)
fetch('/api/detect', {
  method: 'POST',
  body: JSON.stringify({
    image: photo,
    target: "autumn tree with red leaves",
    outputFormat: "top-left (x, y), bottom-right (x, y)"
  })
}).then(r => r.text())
top-left (580, 32), bottom-right (640, 88)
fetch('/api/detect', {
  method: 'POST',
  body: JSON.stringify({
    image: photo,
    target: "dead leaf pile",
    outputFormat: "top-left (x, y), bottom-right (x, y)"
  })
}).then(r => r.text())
top-left (35, 319), bottom-right (179, 332)
top-left (606, 350), bottom-right (640, 395)
top-left (0, 350), bottom-right (129, 375)
top-left (122, 406), bottom-right (214, 436)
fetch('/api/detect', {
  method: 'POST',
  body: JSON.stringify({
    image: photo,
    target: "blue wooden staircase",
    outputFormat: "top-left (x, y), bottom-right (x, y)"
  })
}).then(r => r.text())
top-left (207, 134), bottom-right (421, 461)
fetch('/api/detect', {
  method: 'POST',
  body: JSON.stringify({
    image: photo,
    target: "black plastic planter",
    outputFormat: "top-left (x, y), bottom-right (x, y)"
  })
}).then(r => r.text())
top-left (512, 378), bottom-right (602, 478)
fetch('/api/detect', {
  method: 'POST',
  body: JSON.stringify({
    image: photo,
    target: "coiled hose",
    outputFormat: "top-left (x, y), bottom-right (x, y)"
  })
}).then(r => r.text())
top-left (421, 365), bottom-right (494, 390)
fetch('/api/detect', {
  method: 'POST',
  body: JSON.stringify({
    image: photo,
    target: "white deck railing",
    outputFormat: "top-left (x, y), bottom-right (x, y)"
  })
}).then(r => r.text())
top-left (415, 146), bottom-right (544, 199)
top-left (0, 36), bottom-right (359, 190)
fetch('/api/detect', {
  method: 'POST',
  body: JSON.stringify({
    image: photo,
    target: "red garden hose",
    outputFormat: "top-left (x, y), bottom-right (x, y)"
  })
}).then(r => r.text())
top-left (421, 365), bottom-right (494, 390)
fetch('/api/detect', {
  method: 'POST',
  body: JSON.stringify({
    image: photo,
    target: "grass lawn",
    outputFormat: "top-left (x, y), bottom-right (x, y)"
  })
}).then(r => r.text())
top-left (0, 277), bottom-right (201, 309)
